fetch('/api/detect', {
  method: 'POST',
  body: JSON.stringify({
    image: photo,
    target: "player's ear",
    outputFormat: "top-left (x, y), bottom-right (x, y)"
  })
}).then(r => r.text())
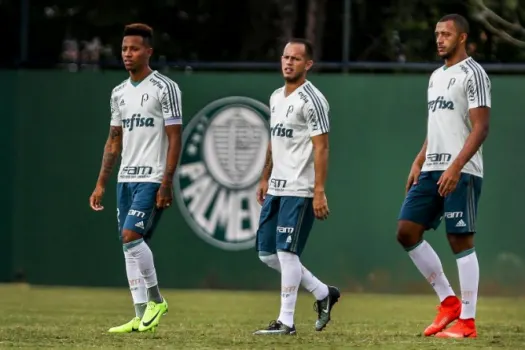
top-left (460, 33), bottom-right (468, 45)
top-left (305, 59), bottom-right (314, 71)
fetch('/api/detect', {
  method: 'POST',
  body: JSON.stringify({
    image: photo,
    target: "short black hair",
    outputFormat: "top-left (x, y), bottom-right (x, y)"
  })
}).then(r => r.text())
top-left (288, 38), bottom-right (314, 60)
top-left (438, 14), bottom-right (470, 35)
top-left (123, 23), bottom-right (154, 47)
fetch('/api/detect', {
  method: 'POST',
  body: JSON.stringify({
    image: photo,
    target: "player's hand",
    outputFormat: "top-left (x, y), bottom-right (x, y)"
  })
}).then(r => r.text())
top-left (405, 163), bottom-right (422, 194)
top-left (256, 180), bottom-right (269, 206)
top-left (89, 186), bottom-right (105, 211)
top-left (437, 163), bottom-right (461, 197)
top-left (313, 190), bottom-right (330, 220)
top-left (156, 182), bottom-right (173, 209)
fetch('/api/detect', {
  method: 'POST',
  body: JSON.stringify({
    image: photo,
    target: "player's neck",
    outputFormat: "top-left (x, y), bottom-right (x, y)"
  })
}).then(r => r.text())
top-left (284, 78), bottom-right (306, 97)
top-left (444, 51), bottom-right (469, 68)
top-left (129, 66), bottom-right (153, 83)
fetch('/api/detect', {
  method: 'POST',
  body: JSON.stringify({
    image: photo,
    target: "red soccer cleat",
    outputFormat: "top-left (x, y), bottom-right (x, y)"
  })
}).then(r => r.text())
top-left (423, 295), bottom-right (461, 336)
top-left (435, 318), bottom-right (477, 338)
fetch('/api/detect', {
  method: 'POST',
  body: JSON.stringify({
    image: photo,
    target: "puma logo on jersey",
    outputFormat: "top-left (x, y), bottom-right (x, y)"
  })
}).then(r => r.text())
top-left (122, 113), bottom-right (154, 131)
top-left (428, 96), bottom-right (454, 112)
top-left (270, 123), bottom-right (294, 138)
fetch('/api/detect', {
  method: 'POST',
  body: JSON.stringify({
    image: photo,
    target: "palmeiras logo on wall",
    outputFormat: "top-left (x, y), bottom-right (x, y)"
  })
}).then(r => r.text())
top-left (174, 96), bottom-right (270, 251)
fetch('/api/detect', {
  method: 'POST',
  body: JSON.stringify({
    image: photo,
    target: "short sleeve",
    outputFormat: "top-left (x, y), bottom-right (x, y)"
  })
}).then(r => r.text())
top-left (465, 69), bottom-right (491, 110)
top-left (160, 81), bottom-right (183, 126)
top-left (110, 92), bottom-right (122, 126)
top-left (303, 97), bottom-right (330, 137)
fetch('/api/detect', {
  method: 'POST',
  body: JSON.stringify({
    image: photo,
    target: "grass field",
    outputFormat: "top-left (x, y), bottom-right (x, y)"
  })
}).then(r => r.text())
top-left (1, 284), bottom-right (524, 349)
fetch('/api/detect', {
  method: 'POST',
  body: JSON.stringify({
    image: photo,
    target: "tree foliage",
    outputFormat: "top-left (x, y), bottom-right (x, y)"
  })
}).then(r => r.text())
top-left (1, 0), bottom-right (524, 66)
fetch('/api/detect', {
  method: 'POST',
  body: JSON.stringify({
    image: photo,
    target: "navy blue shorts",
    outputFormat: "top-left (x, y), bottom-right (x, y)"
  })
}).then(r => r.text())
top-left (256, 195), bottom-right (315, 257)
top-left (116, 182), bottom-right (164, 241)
top-left (398, 171), bottom-right (483, 234)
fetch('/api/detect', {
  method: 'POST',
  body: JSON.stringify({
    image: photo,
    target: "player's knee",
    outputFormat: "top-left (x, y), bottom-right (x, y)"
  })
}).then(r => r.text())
top-left (276, 251), bottom-right (301, 274)
top-left (121, 229), bottom-right (143, 244)
top-left (276, 250), bottom-right (299, 263)
top-left (258, 252), bottom-right (280, 271)
top-left (446, 233), bottom-right (474, 255)
top-left (396, 220), bottom-right (424, 248)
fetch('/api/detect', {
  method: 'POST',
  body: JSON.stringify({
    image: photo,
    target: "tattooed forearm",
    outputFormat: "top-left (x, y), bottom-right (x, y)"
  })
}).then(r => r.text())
top-left (99, 151), bottom-right (118, 181)
top-left (109, 127), bottom-right (122, 140)
top-left (261, 144), bottom-right (273, 181)
top-left (96, 126), bottom-right (122, 188)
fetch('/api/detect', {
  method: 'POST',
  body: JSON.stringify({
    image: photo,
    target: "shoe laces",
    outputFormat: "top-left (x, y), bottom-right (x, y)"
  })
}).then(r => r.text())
top-left (267, 320), bottom-right (281, 330)
top-left (313, 300), bottom-right (323, 317)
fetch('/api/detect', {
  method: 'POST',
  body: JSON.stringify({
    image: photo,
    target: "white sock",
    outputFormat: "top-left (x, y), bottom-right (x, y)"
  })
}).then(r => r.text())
top-left (407, 240), bottom-right (455, 302)
top-left (124, 239), bottom-right (162, 302)
top-left (277, 251), bottom-right (302, 327)
top-left (259, 254), bottom-right (329, 300)
top-left (301, 266), bottom-right (329, 300)
top-left (457, 248), bottom-right (479, 319)
top-left (124, 250), bottom-right (147, 317)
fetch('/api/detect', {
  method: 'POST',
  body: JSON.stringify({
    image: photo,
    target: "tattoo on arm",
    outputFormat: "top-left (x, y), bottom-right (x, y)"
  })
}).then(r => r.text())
top-left (96, 126), bottom-right (122, 187)
top-left (264, 148), bottom-right (273, 171)
top-left (109, 127), bottom-right (122, 139)
top-left (261, 145), bottom-right (273, 181)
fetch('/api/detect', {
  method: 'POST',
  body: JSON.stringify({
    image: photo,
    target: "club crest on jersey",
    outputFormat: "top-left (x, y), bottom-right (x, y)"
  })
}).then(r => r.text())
top-left (428, 96), bottom-right (454, 112)
top-left (447, 78), bottom-right (456, 90)
top-left (174, 96), bottom-right (270, 251)
top-left (140, 93), bottom-right (149, 106)
top-left (286, 105), bottom-right (294, 117)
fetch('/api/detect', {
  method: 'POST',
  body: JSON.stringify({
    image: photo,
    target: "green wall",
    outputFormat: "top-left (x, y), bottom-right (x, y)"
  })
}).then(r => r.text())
top-left (0, 72), bottom-right (15, 283)
top-left (3, 70), bottom-right (525, 295)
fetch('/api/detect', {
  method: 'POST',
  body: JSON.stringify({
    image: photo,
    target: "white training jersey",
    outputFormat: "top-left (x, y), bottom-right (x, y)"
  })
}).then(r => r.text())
top-left (109, 70), bottom-right (183, 183)
top-left (422, 56), bottom-right (491, 178)
top-left (267, 80), bottom-right (330, 198)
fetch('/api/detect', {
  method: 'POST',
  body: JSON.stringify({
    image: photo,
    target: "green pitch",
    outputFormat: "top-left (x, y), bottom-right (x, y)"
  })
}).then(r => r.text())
top-left (1, 284), bottom-right (524, 349)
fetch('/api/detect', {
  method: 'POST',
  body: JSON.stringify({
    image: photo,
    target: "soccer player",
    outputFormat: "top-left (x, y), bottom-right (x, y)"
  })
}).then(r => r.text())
top-left (253, 38), bottom-right (340, 336)
top-left (397, 14), bottom-right (491, 338)
top-left (89, 23), bottom-right (182, 333)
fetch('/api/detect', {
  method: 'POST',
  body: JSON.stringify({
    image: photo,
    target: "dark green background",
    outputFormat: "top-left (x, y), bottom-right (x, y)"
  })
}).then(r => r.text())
top-left (2, 70), bottom-right (524, 295)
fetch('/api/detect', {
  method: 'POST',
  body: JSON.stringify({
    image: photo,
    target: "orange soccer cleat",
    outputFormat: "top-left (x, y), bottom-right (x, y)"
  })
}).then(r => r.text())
top-left (423, 295), bottom-right (461, 336)
top-left (435, 318), bottom-right (477, 338)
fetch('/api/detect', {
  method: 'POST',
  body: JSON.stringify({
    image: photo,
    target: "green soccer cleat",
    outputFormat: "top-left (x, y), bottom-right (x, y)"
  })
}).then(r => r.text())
top-left (138, 299), bottom-right (168, 332)
top-left (314, 285), bottom-right (341, 331)
top-left (253, 320), bottom-right (297, 335)
top-left (108, 317), bottom-right (141, 333)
